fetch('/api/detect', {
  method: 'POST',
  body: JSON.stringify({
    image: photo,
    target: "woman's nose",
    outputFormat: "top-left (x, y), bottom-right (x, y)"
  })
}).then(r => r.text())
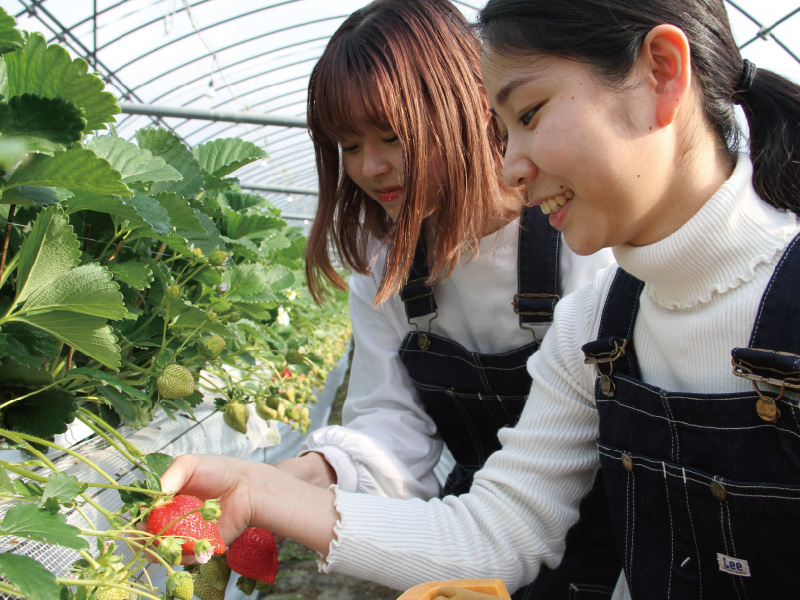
top-left (502, 140), bottom-right (537, 188)
top-left (362, 145), bottom-right (390, 179)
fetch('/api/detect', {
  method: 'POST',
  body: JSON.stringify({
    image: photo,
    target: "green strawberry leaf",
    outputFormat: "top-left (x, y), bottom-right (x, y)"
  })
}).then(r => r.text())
top-left (136, 127), bottom-right (205, 197)
top-left (0, 553), bottom-right (60, 600)
top-left (0, 94), bottom-right (86, 155)
top-left (155, 192), bottom-right (206, 233)
top-left (62, 367), bottom-right (151, 404)
top-left (1, 384), bottom-right (77, 443)
top-left (0, 323), bottom-right (60, 368)
top-left (1, 33), bottom-right (119, 132)
top-left (222, 264), bottom-right (278, 304)
top-left (14, 206), bottom-right (81, 306)
top-left (65, 191), bottom-right (143, 224)
top-left (19, 263), bottom-right (127, 320)
top-left (259, 229), bottom-right (292, 252)
top-left (0, 503), bottom-right (89, 550)
top-left (0, 7), bottom-right (24, 55)
top-left (0, 356), bottom-right (54, 386)
top-left (108, 259), bottom-right (154, 290)
top-left (193, 138), bottom-right (267, 179)
top-left (121, 191), bottom-right (172, 235)
top-left (41, 472), bottom-right (88, 507)
top-left (169, 303), bottom-right (236, 337)
top-left (4, 148), bottom-right (132, 196)
top-left (224, 211), bottom-right (285, 241)
top-left (0, 185), bottom-right (70, 207)
top-left (87, 134), bottom-right (182, 186)
top-left (144, 453), bottom-right (174, 478)
top-left (13, 311), bottom-right (121, 370)
top-left (221, 191), bottom-right (279, 214)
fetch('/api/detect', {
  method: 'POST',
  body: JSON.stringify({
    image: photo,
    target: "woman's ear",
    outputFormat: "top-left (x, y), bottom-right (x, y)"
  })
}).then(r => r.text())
top-left (640, 24), bottom-right (692, 127)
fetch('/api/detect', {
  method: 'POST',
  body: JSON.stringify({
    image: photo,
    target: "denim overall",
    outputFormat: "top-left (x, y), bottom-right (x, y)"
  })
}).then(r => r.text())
top-left (582, 234), bottom-right (800, 599)
top-left (399, 207), bottom-right (620, 599)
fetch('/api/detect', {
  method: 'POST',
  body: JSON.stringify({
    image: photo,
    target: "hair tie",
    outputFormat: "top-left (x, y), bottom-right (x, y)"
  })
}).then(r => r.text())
top-left (734, 59), bottom-right (757, 104)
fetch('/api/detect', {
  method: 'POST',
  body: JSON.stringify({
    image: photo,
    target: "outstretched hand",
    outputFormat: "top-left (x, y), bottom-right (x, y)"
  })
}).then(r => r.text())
top-left (160, 453), bottom-right (340, 555)
top-left (160, 454), bottom-right (258, 545)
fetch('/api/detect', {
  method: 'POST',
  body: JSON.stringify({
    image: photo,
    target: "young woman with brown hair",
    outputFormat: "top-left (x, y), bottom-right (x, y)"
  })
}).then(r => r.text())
top-left (272, 1), bottom-right (618, 598)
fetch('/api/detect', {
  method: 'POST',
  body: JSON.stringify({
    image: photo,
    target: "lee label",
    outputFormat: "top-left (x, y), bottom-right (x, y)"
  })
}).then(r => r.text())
top-left (717, 553), bottom-right (751, 577)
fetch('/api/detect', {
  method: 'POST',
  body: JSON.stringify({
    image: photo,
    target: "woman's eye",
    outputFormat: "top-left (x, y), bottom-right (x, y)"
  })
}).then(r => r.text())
top-left (519, 105), bottom-right (541, 127)
top-left (383, 135), bottom-right (399, 144)
top-left (340, 144), bottom-right (358, 153)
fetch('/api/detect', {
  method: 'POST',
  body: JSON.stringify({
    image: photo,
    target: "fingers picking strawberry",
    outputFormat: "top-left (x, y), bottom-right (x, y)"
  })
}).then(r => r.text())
top-left (145, 495), bottom-right (226, 556)
top-left (226, 527), bottom-right (279, 584)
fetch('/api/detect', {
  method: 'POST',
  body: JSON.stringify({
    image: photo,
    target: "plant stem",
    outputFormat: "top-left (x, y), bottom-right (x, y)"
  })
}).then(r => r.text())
top-left (75, 408), bottom-right (147, 468)
top-left (0, 204), bottom-right (16, 284)
top-left (0, 382), bottom-right (60, 411)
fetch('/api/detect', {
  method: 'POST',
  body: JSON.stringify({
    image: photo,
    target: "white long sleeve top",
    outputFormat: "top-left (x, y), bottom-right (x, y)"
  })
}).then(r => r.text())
top-left (301, 216), bottom-right (616, 499)
top-left (320, 154), bottom-right (800, 598)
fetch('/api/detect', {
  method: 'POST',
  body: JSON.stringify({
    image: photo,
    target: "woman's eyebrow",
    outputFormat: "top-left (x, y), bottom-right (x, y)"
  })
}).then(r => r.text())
top-left (494, 75), bottom-right (537, 106)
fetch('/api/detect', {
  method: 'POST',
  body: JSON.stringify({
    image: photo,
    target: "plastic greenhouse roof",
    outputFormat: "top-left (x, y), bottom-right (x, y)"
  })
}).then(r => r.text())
top-left (6, 0), bottom-right (800, 225)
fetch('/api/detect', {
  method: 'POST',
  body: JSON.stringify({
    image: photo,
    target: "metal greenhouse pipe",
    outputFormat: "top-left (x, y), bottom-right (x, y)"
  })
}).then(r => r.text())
top-left (118, 102), bottom-right (307, 128)
top-left (240, 183), bottom-right (318, 196)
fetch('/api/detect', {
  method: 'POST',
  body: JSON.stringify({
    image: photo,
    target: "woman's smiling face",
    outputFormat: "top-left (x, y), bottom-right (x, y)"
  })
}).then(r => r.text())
top-left (481, 49), bottom-right (681, 255)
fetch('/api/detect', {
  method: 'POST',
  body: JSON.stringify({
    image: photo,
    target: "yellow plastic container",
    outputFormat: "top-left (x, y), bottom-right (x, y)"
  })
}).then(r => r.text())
top-left (396, 578), bottom-right (512, 599)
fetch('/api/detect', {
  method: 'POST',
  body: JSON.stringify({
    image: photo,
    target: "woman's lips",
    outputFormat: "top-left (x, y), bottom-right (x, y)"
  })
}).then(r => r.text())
top-left (377, 187), bottom-right (403, 202)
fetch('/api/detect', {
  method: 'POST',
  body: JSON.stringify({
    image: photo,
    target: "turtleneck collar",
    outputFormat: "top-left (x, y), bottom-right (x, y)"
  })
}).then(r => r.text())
top-left (612, 153), bottom-right (798, 309)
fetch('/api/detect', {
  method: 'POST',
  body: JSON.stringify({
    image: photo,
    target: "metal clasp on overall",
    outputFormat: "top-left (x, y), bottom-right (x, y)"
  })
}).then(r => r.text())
top-left (731, 347), bottom-right (800, 423)
top-left (408, 311), bottom-right (438, 350)
top-left (583, 338), bottom-right (629, 397)
top-left (513, 292), bottom-right (560, 342)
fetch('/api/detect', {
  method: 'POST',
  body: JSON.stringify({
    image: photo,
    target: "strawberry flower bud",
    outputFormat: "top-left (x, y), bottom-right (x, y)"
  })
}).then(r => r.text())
top-left (195, 539), bottom-right (214, 564)
top-left (158, 537), bottom-right (185, 565)
top-left (200, 499), bottom-right (222, 522)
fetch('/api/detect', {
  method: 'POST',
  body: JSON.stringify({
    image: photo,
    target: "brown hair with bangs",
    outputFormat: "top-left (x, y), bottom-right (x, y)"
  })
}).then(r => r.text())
top-left (305, 0), bottom-right (512, 305)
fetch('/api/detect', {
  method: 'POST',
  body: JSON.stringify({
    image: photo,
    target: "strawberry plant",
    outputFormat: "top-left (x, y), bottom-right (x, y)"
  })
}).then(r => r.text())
top-left (0, 7), bottom-right (351, 600)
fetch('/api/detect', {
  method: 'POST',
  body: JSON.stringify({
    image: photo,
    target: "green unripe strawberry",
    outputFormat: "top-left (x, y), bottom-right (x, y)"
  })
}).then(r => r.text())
top-left (199, 335), bottom-right (226, 359)
top-left (224, 402), bottom-right (249, 433)
top-left (208, 250), bottom-right (228, 266)
top-left (207, 311), bottom-right (218, 323)
top-left (255, 397), bottom-right (278, 421)
top-left (192, 247), bottom-right (204, 258)
top-left (166, 285), bottom-right (181, 301)
top-left (167, 572), bottom-right (194, 600)
top-left (156, 365), bottom-right (195, 399)
top-left (96, 587), bottom-right (135, 600)
top-left (284, 388), bottom-right (296, 404)
top-left (285, 349), bottom-right (304, 365)
top-left (237, 576), bottom-right (256, 596)
top-left (254, 580), bottom-right (272, 594)
top-left (192, 555), bottom-right (231, 600)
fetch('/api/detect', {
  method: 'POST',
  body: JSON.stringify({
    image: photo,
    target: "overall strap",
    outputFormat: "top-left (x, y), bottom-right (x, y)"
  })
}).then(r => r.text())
top-left (399, 234), bottom-right (437, 320)
top-left (582, 268), bottom-right (645, 383)
top-left (731, 233), bottom-right (800, 412)
top-left (513, 206), bottom-right (562, 329)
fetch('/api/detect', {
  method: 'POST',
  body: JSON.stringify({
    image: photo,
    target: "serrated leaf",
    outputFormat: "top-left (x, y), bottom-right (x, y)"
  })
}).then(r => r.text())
top-left (169, 304), bottom-right (236, 337)
top-left (0, 465), bottom-right (12, 491)
top-left (2, 384), bottom-right (77, 442)
top-left (65, 191), bottom-right (143, 224)
top-left (14, 311), bottom-right (120, 369)
top-left (20, 263), bottom-right (126, 320)
top-left (265, 264), bottom-right (294, 290)
top-left (0, 185), bottom-right (70, 207)
top-left (87, 135), bottom-right (182, 186)
top-left (222, 191), bottom-right (278, 214)
top-left (0, 503), bottom-right (88, 550)
top-left (121, 191), bottom-right (171, 235)
top-left (222, 264), bottom-right (279, 303)
top-left (5, 148), bottom-right (132, 196)
top-left (155, 192), bottom-right (205, 232)
top-left (41, 472), bottom-right (87, 507)
top-left (0, 322), bottom-right (60, 368)
top-left (1, 33), bottom-right (118, 132)
top-left (62, 367), bottom-right (151, 404)
top-left (0, 356), bottom-right (54, 386)
top-left (145, 453), bottom-right (174, 478)
top-left (193, 138), bottom-right (266, 179)
top-left (0, 7), bottom-right (23, 55)
top-left (0, 94), bottom-right (85, 155)
top-left (136, 127), bottom-right (204, 197)
top-left (224, 211), bottom-right (285, 241)
top-left (0, 553), bottom-right (60, 600)
top-left (14, 206), bottom-right (80, 306)
top-left (108, 259), bottom-right (153, 290)
top-left (259, 229), bottom-right (292, 252)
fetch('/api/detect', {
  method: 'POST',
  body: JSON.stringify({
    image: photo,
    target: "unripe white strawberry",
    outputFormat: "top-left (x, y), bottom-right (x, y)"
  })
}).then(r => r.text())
top-left (156, 364), bottom-right (195, 399)
top-left (199, 335), bottom-right (226, 359)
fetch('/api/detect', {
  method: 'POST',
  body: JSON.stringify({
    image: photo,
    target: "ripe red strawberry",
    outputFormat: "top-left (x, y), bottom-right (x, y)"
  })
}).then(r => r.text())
top-left (145, 495), bottom-right (226, 555)
top-left (226, 527), bottom-right (279, 583)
